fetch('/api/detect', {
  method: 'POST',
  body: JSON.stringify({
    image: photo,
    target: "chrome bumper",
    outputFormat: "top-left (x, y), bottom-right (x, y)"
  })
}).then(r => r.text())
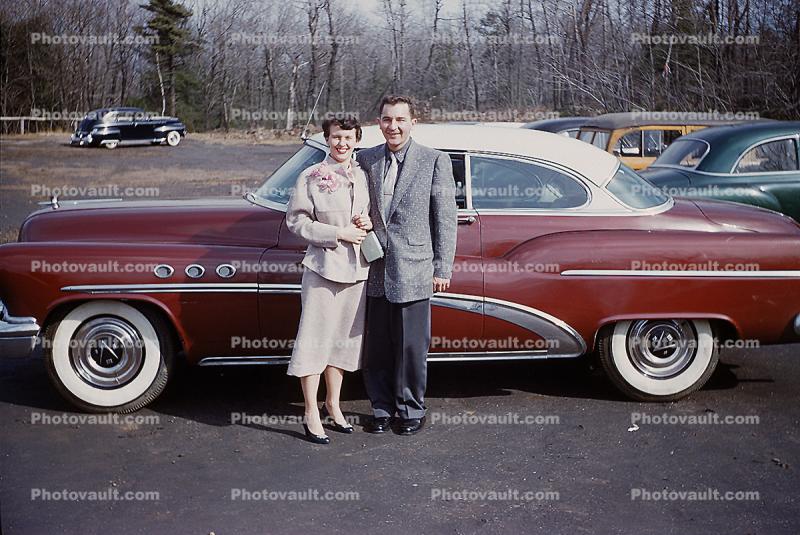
top-left (795, 313), bottom-right (800, 337)
top-left (69, 133), bottom-right (92, 146)
top-left (0, 300), bottom-right (40, 358)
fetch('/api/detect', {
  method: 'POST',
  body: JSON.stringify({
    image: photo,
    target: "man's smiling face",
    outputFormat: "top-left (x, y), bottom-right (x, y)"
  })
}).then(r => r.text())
top-left (379, 102), bottom-right (416, 151)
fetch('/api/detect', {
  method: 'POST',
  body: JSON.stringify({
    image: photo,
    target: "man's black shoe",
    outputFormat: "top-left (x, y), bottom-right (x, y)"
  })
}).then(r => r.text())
top-left (397, 417), bottom-right (425, 435)
top-left (365, 416), bottom-right (391, 434)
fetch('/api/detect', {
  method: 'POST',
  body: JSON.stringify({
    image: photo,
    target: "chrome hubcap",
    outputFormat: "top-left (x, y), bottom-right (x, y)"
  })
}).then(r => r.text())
top-left (69, 316), bottom-right (145, 388)
top-left (627, 320), bottom-right (696, 379)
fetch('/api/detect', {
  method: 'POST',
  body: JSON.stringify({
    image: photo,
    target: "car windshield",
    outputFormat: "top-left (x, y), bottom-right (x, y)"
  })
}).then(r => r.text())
top-left (255, 144), bottom-right (326, 205)
top-left (606, 164), bottom-right (670, 209)
top-left (77, 118), bottom-right (97, 132)
top-left (652, 139), bottom-right (709, 169)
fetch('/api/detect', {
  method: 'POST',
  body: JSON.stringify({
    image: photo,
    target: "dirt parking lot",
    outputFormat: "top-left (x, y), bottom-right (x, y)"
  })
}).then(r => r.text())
top-left (0, 133), bottom-right (301, 243)
top-left (1, 134), bottom-right (799, 534)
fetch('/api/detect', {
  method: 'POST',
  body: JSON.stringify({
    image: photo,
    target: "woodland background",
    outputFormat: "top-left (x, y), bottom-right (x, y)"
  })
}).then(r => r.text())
top-left (1, 0), bottom-right (798, 133)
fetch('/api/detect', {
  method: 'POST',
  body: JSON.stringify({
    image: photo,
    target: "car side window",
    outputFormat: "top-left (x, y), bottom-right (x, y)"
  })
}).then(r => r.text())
top-left (614, 131), bottom-right (642, 157)
top-left (591, 131), bottom-right (610, 150)
top-left (449, 153), bottom-right (467, 209)
top-left (644, 129), bottom-right (683, 157)
top-left (735, 138), bottom-right (799, 173)
top-left (470, 156), bottom-right (588, 209)
top-left (643, 130), bottom-right (664, 157)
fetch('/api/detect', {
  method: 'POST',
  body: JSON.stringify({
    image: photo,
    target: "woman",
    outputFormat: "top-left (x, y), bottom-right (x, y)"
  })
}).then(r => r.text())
top-left (285, 116), bottom-right (372, 444)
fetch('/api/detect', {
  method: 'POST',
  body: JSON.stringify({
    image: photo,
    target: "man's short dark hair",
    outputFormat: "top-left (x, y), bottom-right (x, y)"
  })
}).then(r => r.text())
top-left (380, 95), bottom-right (416, 118)
top-left (322, 115), bottom-right (362, 141)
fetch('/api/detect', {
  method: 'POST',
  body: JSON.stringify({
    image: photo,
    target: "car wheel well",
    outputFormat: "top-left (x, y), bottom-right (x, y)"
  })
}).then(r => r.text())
top-left (708, 319), bottom-right (739, 344)
top-left (127, 301), bottom-right (185, 360)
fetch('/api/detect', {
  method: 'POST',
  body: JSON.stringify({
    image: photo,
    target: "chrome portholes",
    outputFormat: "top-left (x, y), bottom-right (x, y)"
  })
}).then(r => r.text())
top-left (215, 264), bottom-right (237, 278)
top-left (185, 264), bottom-right (205, 279)
top-left (153, 264), bottom-right (174, 279)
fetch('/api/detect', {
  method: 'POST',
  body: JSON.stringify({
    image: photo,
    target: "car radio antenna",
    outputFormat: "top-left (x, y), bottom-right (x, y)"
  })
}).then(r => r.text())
top-left (301, 81), bottom-right (326, 141)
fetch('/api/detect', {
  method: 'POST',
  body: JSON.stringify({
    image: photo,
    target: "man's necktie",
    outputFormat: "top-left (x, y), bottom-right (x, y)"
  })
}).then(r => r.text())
top-left (383, 152), bottom-right (398, 221)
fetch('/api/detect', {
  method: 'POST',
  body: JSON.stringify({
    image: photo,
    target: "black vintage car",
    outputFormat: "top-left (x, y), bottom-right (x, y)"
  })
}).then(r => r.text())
top-left (70, 107), bottom-right (186, 149)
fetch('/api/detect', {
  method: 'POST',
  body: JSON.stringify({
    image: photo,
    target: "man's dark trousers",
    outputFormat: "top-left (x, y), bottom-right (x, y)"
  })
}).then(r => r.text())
top-left (364, 296), bottom-right (431, 419)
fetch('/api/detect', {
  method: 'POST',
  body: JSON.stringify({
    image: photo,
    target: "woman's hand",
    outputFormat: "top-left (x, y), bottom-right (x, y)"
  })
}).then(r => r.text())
top-left (352, 214), bottom-right (373, 231)
top-left (337, 224), bottom-right (367, 244)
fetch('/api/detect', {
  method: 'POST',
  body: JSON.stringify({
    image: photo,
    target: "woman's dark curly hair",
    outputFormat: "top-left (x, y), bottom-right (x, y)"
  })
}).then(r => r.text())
top-left (322, 115), bottom-right (362, 141)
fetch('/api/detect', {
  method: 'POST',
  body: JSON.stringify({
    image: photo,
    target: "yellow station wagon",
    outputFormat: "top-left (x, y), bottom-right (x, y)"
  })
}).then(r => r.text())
top-left (577, 112), bottom-right (748, 170)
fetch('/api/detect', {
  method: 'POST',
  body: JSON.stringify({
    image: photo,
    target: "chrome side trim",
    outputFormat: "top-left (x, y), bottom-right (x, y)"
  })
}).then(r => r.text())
top-left (198, 350), bottom-right (573, 366)
top-left (433, 292), bottom-right (586, 358)
top-left (464, 153), bottom-right (474, 210)
top-left (198, 356), bottom-right (289, 366)
top-left (60, 282), bottom-right (308, 294)
top-left (648, 167), bottom-right (800, 178)
top-left (794, 313), bottom-right (800, 336)
top-left (258, 283), bottom-right (302, 293)
top-left (61, 283), bottom-right (259, 294)
top-left (427, 350), bottom-right (554, 361)
top-left (483, 296), bottom-right (587, 357)
top-left (57, 284), bottom-right (586, 356)
top-left (561, 269), bottom-right (800, 278)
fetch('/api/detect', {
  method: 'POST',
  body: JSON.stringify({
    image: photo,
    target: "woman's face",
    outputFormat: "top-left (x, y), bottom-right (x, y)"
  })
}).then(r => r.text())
top-left (326, 124), bottom-right (358, 163)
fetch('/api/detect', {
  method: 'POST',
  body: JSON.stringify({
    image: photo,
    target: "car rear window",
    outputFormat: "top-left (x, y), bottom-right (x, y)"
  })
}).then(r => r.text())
top-left (653, 139), bottom-right (709, 169)
top-left (606, 164), bottom-right (670, 209)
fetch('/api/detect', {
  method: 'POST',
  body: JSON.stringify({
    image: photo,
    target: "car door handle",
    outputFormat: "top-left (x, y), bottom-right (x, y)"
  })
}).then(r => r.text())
top-left (458, 216), bottom-right (476, 225)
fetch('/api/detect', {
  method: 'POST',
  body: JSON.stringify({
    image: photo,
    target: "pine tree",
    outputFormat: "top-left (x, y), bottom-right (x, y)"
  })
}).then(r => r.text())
top-left (138, 0), bottom-right (192, 117)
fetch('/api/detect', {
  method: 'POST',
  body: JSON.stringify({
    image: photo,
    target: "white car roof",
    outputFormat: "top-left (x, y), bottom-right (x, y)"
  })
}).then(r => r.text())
top-left (309, 124), bottom-right (619, 185)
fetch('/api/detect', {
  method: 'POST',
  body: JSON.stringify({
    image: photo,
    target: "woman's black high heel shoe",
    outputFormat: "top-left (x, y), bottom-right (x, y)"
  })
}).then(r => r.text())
top-left (322, 405), bottom-right (354, 434)
top-left (302, 423), bottom-right (330, 444)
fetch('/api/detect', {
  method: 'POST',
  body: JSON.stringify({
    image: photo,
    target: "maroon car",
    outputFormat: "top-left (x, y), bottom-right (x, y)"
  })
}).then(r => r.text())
top-left (1, 125), bottom-right (799, 412)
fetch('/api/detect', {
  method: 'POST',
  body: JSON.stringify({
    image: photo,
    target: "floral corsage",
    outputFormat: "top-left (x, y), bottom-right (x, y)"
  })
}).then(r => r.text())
top-left (309, 161), bottom-right (352, 193)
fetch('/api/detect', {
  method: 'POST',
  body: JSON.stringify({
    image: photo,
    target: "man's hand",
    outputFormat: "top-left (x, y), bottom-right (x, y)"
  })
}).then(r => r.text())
top-left (352, 214), bottom-right (373, 231)
top-left (433, 277), bottom-right (450, 293)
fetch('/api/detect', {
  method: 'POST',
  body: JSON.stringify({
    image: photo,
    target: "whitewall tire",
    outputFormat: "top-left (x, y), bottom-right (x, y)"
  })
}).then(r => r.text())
top-left (166, 131), bottom-right (181, 147)
top-left (598, 319), bottom-right (718, 401)
top-left (44, 301), bottom-right (173, 413)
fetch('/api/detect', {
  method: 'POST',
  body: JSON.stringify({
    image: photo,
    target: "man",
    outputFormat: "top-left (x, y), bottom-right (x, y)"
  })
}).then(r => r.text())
top-left (354, 95), bottom-right (457, 435)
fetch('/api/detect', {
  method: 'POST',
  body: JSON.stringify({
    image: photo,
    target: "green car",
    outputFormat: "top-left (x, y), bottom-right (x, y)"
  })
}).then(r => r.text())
top-left (641, 121), bottom-right (800, 221)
